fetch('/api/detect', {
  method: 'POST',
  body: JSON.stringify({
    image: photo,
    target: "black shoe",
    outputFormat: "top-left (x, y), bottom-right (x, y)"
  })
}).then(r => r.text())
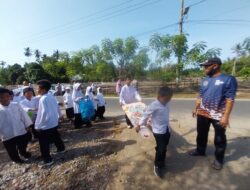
top-left (57, 149), bottom-right (66, 154)
top-left (21, 152), bottom-right (32, 161)
top-left (21, 152), bottom-right (32, 159)
top-left (154, 166), bottom-right (163, 178)
top-left (12, 159), bottom-right (25, 164)
top-left (188, 149), bottom-right (205, 156)
top-left (38, 160), bottom-right (54, 167)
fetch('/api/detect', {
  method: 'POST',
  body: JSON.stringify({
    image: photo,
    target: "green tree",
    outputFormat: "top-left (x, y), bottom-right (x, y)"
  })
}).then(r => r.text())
top-left (52, 50), bottom-right (60, 62)
top-left (34, 49), bottom-right (41, 62)
top-left (101, 37), bottom-right (139, 77)
top-left (6, 64), bottom-right (26, 84)
top-left (131, 48), bottom-right (150, 79)
top-left (150, 33), bottom-right (221, 81)
top-left (24, 47), bottom-right (32, 62)
top-left (96, 61), bottom-right (116, 81)
top-left (232, 43), bottom-right (243, 76)
top-left (242, 37), bottom-right (250, 55)
top-left (24, 62), bottom-right (51, 83)
top-left (0, 61), bottom-right (6, 68)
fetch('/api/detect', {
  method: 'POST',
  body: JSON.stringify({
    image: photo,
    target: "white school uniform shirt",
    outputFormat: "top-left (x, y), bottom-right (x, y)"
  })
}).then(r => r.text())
top-left (96, 92), bottom-right (106, 107)
top-left (63, 92), bottom-right (73, 109)
top-left (35, 93), bottom-right (60, 130)
top-left (139, 100), bottom-right (170, 134)
top-left (0, 102), bottom-right (32, 141)
top-left (119, 84), bottom-right (141, 105)
top-left (12, 96), bottom-right (23, 103)
top-left (33, 96), bottom-right (41, 109)
top-left (20, 98), bottom-right (38, 122)
top-left (72, 83), bottom-right (84, 114)
top-left (85, 86), bottom-right (95, 107)
top-left (20, 98), bottom-right (37, 112)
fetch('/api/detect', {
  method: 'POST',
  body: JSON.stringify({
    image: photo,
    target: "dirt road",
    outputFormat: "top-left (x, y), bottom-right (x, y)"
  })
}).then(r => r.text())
top-left (107, 113), bottom-right (250, 190)
top-left (0, 100), bottom-right (249, 190)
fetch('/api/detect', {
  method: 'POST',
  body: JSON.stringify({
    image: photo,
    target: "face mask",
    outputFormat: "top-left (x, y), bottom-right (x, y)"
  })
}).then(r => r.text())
top-left (206, 66), bottom-right (219, 77)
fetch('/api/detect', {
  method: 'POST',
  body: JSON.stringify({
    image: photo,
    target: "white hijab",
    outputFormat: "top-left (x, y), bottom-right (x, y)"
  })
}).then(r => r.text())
top-left (72, 83), bottom-right (84, 113)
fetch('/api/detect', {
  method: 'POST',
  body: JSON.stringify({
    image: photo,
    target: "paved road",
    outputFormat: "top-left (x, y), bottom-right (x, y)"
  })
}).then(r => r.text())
top-left (105, 97), bottom-right (250, 118)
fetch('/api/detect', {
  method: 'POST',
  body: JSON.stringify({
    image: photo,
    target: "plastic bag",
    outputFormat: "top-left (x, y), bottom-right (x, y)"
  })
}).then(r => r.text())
top-left (79, 96), bottom-right (95, 120)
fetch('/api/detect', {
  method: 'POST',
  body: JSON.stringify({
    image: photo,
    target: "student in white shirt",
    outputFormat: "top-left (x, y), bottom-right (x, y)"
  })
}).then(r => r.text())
top-left (63, 87), bottom-right (74, 122)
top-left (136, 87), bottom-right (173, 178)
top-left (86, 86), bottom-right (96, 121)
top-left (11, 89), bottom-right (23, 103)
top-left (95, 87), bottom-right (106, 120)
top-left (35, 80), bottom-right (65, 167)
top-left (0, 87), bottom-right (33, 164)
top-left (20, 87), bottom-right (39, 140)
top-left (119, 76), bottom-right (141, 129)
top-left (72, 83), bottom-right (84, 129)
top-left (85, 86), bottom-right (95, 106)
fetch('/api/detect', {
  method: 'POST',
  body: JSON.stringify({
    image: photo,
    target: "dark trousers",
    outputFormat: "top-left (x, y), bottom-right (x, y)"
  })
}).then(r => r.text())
top-left (3, 133), bottom-right (30, 162)
top-left (196, 115), bottom-right (227, 164)
top-left (66, 108), bottom-right (74, 120)
top-left (38, 127), bottom-right (65, 162)
top-left (153, 131), bottom-right (171, 168)
top-left (96, 106), bottom-right (105, 119)
top-left (125, 114), bottom-right (133, 127)
top-left (74, 113), bottom-right (91, 128)
top-left (74, 113), bottom-right (82, 128)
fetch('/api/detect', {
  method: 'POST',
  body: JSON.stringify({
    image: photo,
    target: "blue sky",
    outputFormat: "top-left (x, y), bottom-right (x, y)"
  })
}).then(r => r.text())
top-left (0, 0), bottom-right (250, 65)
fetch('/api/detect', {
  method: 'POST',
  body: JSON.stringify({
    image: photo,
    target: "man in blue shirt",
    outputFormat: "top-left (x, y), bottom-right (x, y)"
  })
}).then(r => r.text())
top-left (189, 57), bottom-right (238, 170)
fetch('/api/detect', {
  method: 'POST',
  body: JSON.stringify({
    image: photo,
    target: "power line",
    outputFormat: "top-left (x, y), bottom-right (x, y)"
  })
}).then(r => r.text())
top-left (135, 22), bottom-right (179, 37)
top-left (23, 0), bottom-right (135, 39)
top-left (24, 0), bottom-right (162, 43)
top-left (213, 4), bottom-right (250, 17)
top-left (188, 0), bottom-right (207, 8)
top-left (186, 19), bottom-right (250, 23)
top-left (186, 22), bottom-right (250, 27)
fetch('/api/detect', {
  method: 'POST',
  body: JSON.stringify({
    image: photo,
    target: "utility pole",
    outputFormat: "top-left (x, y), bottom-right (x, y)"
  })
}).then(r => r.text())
top-left (179, 0), bottom-right (184, 34)
top-left (176, 0), bottom-right (184, 83)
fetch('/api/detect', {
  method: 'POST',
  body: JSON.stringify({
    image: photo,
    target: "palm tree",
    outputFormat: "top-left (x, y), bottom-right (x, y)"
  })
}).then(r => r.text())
top-left (0, 61), bottom-right (6, 68)
top-left (242, 37), bottom-right (250, 55)
top-left (53, 50), bottom-right (60, 61)
top-left (24, 47), bottom-right (32, 62)
top-left (34, 49), bottom-right (41, 62)
top-left (232, 43), bottom-right (243, 76)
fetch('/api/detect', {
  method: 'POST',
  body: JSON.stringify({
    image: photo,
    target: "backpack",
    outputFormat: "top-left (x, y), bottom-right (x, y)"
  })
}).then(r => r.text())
top-left (79, 96), bottom-right (95, 120)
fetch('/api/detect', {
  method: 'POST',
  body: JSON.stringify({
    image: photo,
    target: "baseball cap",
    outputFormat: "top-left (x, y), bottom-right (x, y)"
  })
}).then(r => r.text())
top-left (200, 57), bottom-right (222, 66)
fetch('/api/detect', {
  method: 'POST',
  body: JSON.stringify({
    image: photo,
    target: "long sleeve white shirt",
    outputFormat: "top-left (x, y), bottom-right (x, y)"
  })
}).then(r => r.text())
top-left (20, 98), bottom-right (37, 112)
top-left (96, 93), bottom-right (106, 107)
top-left (86, 86), bottom-right (95, 107)
top-left (72, 83), bottom-right (84, 114)
top-left (0, 102), bottom-right (32, 141)
top-left (119, 85), bottom-right (141, 105)
top-left (35, 93), bottom-right (60, 130)
top-left (20, 98), bottom-right (38, 122)
top-left (63, 92), bottom-right (73, 109)
top-left (139, 100), bottom-right (170, 134)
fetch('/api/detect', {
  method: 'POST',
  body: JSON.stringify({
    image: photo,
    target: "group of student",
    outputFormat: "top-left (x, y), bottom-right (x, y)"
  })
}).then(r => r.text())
top-left (0, 57), bottom-right (237, 179)
top-left (64, 82), bottom-right (106, 129)
top-left (0, 80), bottom-right (106, 167)
top-left (0, 80), bottom-right (65, 167)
